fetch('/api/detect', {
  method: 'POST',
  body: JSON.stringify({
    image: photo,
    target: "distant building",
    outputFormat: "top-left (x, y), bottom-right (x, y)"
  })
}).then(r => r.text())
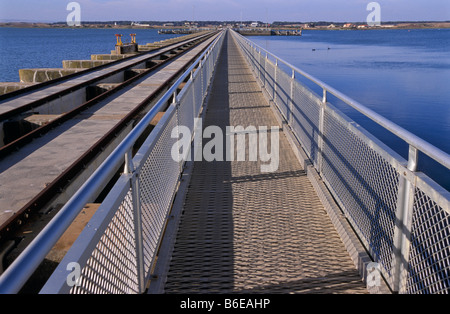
top-left (343, 23), bottom-right (356, 28)
top-left (132, 22), bottom-right (150, 27)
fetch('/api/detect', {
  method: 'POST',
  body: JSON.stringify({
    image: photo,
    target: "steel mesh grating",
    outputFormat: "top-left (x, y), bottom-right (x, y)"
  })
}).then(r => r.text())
top-left (405, 188), bottom-right (450, 294)
top-left (258, 53), bottom-right (265, 86)
top-left (290, 81), bottom-right (321, 162)
top-left (248, 50), bottom-right (258, 80)
top-left (70, 189), bottom-right (139, 294)
top-left (178, 83), bottom-right (195, 134)
top-left (321, 109), bottom-right (400, 278)
top-left (202, 62), bottom-right (209, 102)
top-left (139, 110), bottom-right (181, 277)
top-left (274, 66), bottom-right (291, 121)
top-left (264, 60), bottom-right (275, 100)
top-left (192, 71), bottom-right (203, 117)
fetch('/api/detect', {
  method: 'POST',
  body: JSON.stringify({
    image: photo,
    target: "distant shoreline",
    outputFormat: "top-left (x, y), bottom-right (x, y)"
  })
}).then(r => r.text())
top-left (1, 21), bottom-right (449, 30)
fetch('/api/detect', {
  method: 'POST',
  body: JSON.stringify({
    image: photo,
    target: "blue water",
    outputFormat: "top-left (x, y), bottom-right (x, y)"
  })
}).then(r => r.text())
top-left (0, 28), bottom-right (181, 82)
top-left (0, 28), bottom-right (448, 190)
top-left (249, 29), bottom-right (450, 190)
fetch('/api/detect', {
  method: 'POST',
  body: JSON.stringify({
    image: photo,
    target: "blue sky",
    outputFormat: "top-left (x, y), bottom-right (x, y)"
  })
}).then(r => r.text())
top-left (0, 0), bottom-right (449, 22)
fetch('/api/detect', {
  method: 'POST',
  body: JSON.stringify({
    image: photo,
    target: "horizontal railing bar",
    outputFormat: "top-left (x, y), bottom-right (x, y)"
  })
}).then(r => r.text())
top-left (239, 35), bottom-right (450, 170)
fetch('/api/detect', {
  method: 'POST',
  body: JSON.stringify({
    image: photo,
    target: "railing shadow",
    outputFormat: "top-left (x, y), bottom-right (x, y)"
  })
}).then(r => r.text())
top-left (235, 270), bottom-right (368, 294)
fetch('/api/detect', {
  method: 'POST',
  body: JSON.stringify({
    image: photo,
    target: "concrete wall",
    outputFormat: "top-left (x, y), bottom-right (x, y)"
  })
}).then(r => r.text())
top-left (91, 54), bottom-right (128, 61)
top-left (0, 83), bottom-right (36, 95)
top-left (62, 60), bottom-right (112, 69)
top-left (19, 69), bottom-right (84, 83)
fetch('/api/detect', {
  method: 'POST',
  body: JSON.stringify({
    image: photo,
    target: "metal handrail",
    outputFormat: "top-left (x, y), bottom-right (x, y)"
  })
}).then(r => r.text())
top-left (236, 32), bottom-right (450, 170)
top-left (0, 30), bottom-right (224, 294)
top-left (232, 29), bottom-right (450, 293)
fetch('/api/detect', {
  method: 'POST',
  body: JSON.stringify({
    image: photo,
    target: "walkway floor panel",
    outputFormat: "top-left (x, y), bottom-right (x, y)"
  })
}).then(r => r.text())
top-left (163, 33), bottom-right (368, 294)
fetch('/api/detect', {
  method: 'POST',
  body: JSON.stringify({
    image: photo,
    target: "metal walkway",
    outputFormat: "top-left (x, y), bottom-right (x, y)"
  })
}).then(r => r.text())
top-left (162, 32), bottom-right (367, 294)
top-left (2, 29), bottom-right (448, 294)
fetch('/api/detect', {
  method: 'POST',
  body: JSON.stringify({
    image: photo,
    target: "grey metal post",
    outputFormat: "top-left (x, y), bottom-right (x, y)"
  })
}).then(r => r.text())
top-left (124, 149), bottom-right (134, 175)
top-left (172, 91), bottom-right (184, 173)
top-left (200, 58), bottom-right (204, 100)
top-left (317, 89), bottom-right (327, 174)
top-left (392, 145), bottom-right (418, 292)
top-left (274, 59), bottom-right (278, 103)
top-left (191, 71), bottom-right (197, 125)
top-left (264, 52), bottom-right (268, 88)
top-left (124, 150), bottom-right (145, 294)
top-left (132, 172), bottom-right (145, 293)
top-left (289, 69), bottom-right (295, 125)
top-left (259, 49), bottom-right (263, 85)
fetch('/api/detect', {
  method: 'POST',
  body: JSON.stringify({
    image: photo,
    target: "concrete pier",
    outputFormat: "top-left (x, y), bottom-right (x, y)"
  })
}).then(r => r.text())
top-left (19, 68), bottom-right (85, 83)
top-left (0, 82), bottom-right (36, 95)
top-left (62, 60), bottom-right (112, 69)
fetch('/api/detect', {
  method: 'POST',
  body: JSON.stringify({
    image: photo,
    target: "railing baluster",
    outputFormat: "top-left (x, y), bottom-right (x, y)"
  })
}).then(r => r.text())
top-left (274, 59), bottom-right (278, 103)
top-left (124, 148), bottom-right (145, 293)
top-left (318, 89), bottom-right (327, 174)
top-left (289, 69), bottom-right (295, 125)
top-left (131, 172), bottom-right (145, 294)
top-left (392, 145), bottom-right (418, 292)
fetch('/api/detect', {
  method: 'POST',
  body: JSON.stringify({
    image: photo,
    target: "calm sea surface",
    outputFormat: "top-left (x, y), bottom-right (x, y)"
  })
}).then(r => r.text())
top-left (249, 29), bottom-right (450, 190)
top-left (0, 28), bottom-right (449, 190)
top-left (0, 28), bottom-right (180, 82)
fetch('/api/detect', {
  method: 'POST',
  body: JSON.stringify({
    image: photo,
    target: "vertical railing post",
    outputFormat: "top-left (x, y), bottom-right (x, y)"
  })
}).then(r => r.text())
top-left (273, 59), bottom-right (278, 103)
top-left (124, 150), bottom-right (134, 175)
top-left (392, 145), bottom-right (418, 293)
top-left (200, 58), bottom-right (205, 102)
top-left (288, 69), bottom-right (295, 126)
top-left (253, 45), bottom-right (258, 74)
top-left (172, 91), bottom-right (184, 172)
top-left (317, 88), bottom-right (327, 174)
top-left (124, 149), bottom-right (145, 294)
top-left (258, 49), bottom-right (263, 86)
top-left (190, 69), bottom-right (197, 120)
top-left (264, 52), bottom-right (268, 89)
top-left (253, 46), bottom-right (259, 80)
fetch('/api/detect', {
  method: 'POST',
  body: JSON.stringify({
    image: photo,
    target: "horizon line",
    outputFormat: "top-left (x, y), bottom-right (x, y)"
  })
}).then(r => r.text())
top-left (2, 19), bottom-right (450, 24)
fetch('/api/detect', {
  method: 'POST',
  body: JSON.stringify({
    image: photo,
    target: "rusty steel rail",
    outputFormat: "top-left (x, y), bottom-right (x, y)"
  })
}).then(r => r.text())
top-left (0, 32), bottom-right (215, 156)
top-left (0, 32), bottom-right (210, 104)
